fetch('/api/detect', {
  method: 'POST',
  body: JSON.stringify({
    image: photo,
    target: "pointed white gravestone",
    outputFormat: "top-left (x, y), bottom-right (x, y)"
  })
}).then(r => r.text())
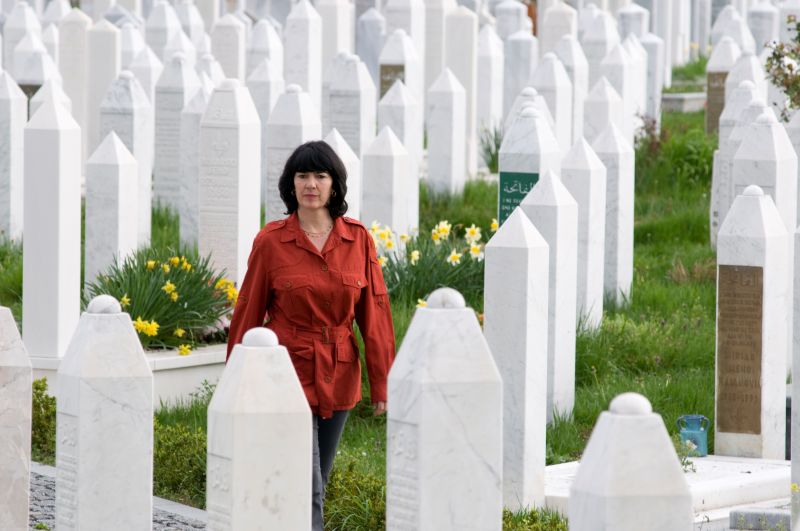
top-left (175, 0), bottom-right (205, 49)
top-left (99, 70), bottom-right (154, 246)
top-left (197, 52), bottom-right (224, 85)
top-left (520, 171), bottom-right (578, 422)
top-left (284, 0), bottom-right (322, 107)
top-left (154, 52), bottom-right (200, 210)
top-left (531, 53), bottom-right (573, 151)
top-left (599, 43), bottom-right (635, 143)
top-left (554, 35), bottom-right (588, 144)
top-left (4, 1), bottom-right (41, 78)
top-left (129, 45), bottom-right (164, 104)
top-left (593, 122), bottom-right (634, 306)
top-left (23, 97), bottom-right (80, 360)
top-left (178, 81), bottom-right (212, 248)
top-left (378, 28), bottom-right (423, 108)
top-left (715, 186), bottom-right (788, 460)
top-left (383, 0), bottom-right (426, 88)
top-left (640, 32), bottom-right (665, 129)
top-left (318, 0), bottom-right (354, 70)
top-left (247, 58), bottom-right (284, 211)
top-left (85, 132), bottom-right (139, 285)
top-left (42, 24), bottom-right (59, 67)
top-left (30, 81), bottom-right (71, 126)
top-left (477, 24), bottom-right (504, 134)
top-left (199, 79), bottom-right (260, 288)
top-left (724, 52), bottom-right (767, 107)
top-left (561, 138), bottom-right (606, 328)
top-left (569, 393), bottom-right (693, 529)
top-left (706, 36), bottom-right (742, 134)
top-left (427, 69), bottom-right (466, 195)
top-left (264, 85), bottom-right (322, 222)
top-left (748, 1), bottom-right (778, 52)
top-left (207, 327), bottom-right (312, 529)
top-left (196, 0), bottom-right (219, 33)
top-left (121, 23), bottom-right (146, 69)
top-left (618, 2), bottom-right (649, 38)
top-left (723, 14), bottom-right (756, 56)
top-left (583, 77), bottom-right (624, 145)
top-left (55, 295), bottom-right (154, 530)
top-left (387, 288), bottom-right (502, 530)
top-left (43, 0), bottom-right (71, 27)
top-left (0, 73), bottom-right (26, 242)
top-left (622, 35), bottom-right (648, 133)
top-left (711, 5), bottom-right (739, 47)
top-left (361, 126), bottom-right (415, 235)
top-left (581, 11), bottom-right (619, 87)
top-left (424, 0), bottom-right (456, 102)
top-left (328, 54), bottom-right (377, 157)
top-left (495, 0), bottom-right (527, 40)
top-left (0, 307), bottom-right (32, 531)
top-left (211, 13), bottom-right (245, 82)
top-left (498, 107), bottom-right (561, 224)
top-left (87, 20), bottom-right (121, 153)
top-left (324, 128), bottom-right (361, 220)
top-left (356, 8), bottom-right (386, 89)
top-left (163, 28), bottom-right (198, 69)
top-left (247, 19), bottom-right (283, 78)
top-left (444, 5), bottom-right (478, 175)
top-left (146, 0), bottom-right (181, 61)
top-left (59, 8), bottom-right (91, 160)
top-left (322, 54), bottom-right (350, 131)
top-left (503, 87), bottom-right (555, 153)
top-left (378, 80), bottom-right (422, 181)
top-left (484, 207), bottom-right (549, 511)
top-left (540, 1), bottom-right (577, 56)
top-left (503, 30), bottom-right (538, 118)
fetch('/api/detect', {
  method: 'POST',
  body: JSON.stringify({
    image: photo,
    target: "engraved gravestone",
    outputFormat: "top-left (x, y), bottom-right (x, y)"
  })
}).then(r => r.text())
top-left (706, 36), bottom-right (742, 134)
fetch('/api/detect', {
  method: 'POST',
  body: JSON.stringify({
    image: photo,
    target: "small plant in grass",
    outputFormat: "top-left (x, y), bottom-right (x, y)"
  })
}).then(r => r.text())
top-left (153, 417), bottom-right (207, 508)
top-left (0, 237), bottom-right (22, 320)
top-left (502, 508), bottom-right (568, 530)
top-left (83, 248), bottom-right (236, 351)
top-left (31, 378), bottom-right (56, 465)
top-left (671, 432), bottom-right (698, 473)
top-left (479, 125), bottom-right (503, 173)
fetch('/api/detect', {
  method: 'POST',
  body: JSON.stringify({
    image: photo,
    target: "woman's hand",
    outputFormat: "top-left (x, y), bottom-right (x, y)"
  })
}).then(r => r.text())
top-left (373, 401), bottom-right (387, 416)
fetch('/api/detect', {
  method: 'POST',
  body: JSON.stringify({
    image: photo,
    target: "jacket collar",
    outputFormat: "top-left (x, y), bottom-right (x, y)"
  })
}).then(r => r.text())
top-left (280, 212), bottom-right (356, 244)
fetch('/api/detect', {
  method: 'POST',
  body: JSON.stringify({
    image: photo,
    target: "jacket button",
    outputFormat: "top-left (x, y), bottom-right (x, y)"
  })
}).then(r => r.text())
top-left (324, 301), bottom-right (331, 308)
top-left (321, 264), bottom-right (328, 271)
top-left (324, 376), bottom-right (332, 383)
top-left (357, 280), bottom-right (362, 286)
top-left (284, 281), bottom-right (292, 288)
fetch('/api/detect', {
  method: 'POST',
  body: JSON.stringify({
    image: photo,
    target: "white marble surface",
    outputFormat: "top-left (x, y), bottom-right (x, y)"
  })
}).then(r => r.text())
top-left (651, 0), bottom-right (673, 86)
top-left (0, 307), bottom-right (32, 531)
top-left (87, 20), bottom-right (121, 154)
top-left (163, 30), bottom-right (198, 70)
top-left (198, 79), bottom-right (260, 288)
top-left (247, 57), bottom-right (284, 210)
top-left (355, 8), bottom-right (386, 89)
top-left (55, 297), bottom-right (154, 530)
top-left (580, 11), bottom-right (619, 87)
top-left (725, 52), bottom-right (767, 106)
top-left (504, 86), bottom-right (554, 138)
top-left (4, 1), bottom-right (41, 78)
top-left (554, 35), bottom-right (588, 144)
top-left (197, 52), bottom-right (225, 85)
top-left (622, 34), bottom-right (648, 134)
top-left (328, 54), bottom-right (376, 157)
top-left (640, 32), bottom-right (665, 127)
top-left (484, 207), bottom-right (549, 511)
top-left (561, 138), bottom-right (606, 328)
top-left (706, 36), bottom-right (742, 133)
top-left (146, 0), bottom-right (181, 61)
top-left (383, 0), bottom-right (426, 102)
top-left (211, 14), bottom-right (245, 82)
top-left (532, 53), bottom-right (572, 153)
top-left (540, 1), bottom-right (576, 57)
top-left (23, 97), bottom-right (81, 359)
top-left (568, 393), bottom-right (693, 530)
top-left (100, 70), bottom-right (155, 247)
top-left (121, 23), bottom-right (146, 69)
top-left (178, 83), bottom-right (211, 248)
top-left (85, 132), bottom-right (139, 285)
top-left (378, 28), bottom-right (423, 110)
top-left (58, 9), bottom-right (91, 162)
top-left (42, 0), bottom-right (71, 26)
top-left (477, 24), bottom-right (504, 134)
top-left (154, 52), bottom-right (200, 210)
top-left (247, 19), bottom-right (283, 79)
top-left (378, 80), bottom-right (422, 180)
top-left (495, 0), bottom-right (527, 40)
top-left (361, 126), bottom-right (414, 233)
top-left (426, 68), bottom-right (466, 195)
top-left (284, 0), bottom-right (322, 108)
top-left (424, 0), bottom-right (455, 102)
top-left (264, 84), bottom-right (321, 222)
top-left (583, 77), bottom-right (624, 145)
top-left (444, 5), bottom-right (477, 175)
top-left (719, 80), bottom-right (758, 144)
top-left (592, 122), bottom-right (634, 307)
top-left (0, 72), bottom-right (26, 242)
top-left (318, 0), bottom-right (354, 73)
top-left (503, 30), bottom-right (537, 119)
top-left (175, 0), bottom-right (205, 49)
top-left (747, 2), bottom-right (777, 52)
top-left (520, 171), bottom-right (578, 422)
top-left (387, 288), bottom-right (502, 530)
top-left (42, 24), bottom-right (59, 67)
top-left (722, 14), bottom-right (756, 55)
top-left (207, 328), bottom-right (312, 530)
top-left (716, 186), bottom-right (788, 460)
top-left (618, 2), bottom-right (649, 37)
top-left (599, 43), bottom-right (635, 144)
top-left (324, 128), bottom-right (361, 220)
top-left (129, 45), bottom-right (164, 104)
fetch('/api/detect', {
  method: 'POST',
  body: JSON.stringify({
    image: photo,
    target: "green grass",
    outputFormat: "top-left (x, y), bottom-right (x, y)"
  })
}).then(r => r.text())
top-left (666, 57), bottom-right (709, 94)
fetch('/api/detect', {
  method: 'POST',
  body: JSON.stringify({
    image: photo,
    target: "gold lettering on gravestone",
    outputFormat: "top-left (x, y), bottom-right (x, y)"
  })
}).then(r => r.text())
top-left (706, 71), bottom-right (727, 134)
top-left (717, 265), bottom-right (762, 434)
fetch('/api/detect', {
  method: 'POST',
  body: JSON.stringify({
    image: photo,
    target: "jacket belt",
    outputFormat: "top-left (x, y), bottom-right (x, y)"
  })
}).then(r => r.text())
top-left (271, 323), bottom-right (352, 344)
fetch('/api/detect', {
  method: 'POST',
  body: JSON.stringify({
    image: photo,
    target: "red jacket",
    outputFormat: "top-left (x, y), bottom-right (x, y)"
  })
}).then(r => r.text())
top-left (226, 212), bottom-right (396, 418)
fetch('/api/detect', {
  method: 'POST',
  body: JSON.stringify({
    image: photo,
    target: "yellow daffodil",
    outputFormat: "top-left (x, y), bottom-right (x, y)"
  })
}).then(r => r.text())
top-left (225, 286), bottom-right (238, 303)
top-left (215, 278), bottom-right (233, 290)
top-left (431, 229), bottom-right (441, 245)
top-left (399, 233), bottom-right (410, 243)
top-left (491, 218), bottom-right (499, 232)
top-left (170, 292), bottom-right (179, 302)
top-left (133, 316), bottom-right (147, 333)
top-left (377, 229), bottom-right (390, 241)
top-left (162, 281), bottom-right (176, 294)
top-left (465, 224), bottom-right (482, 243)
top-left (146, 260), bottom-right (157, 271)
top-left (416, 298), bottom-right (427, 308)
top-left (385, 239), bottom-right (396, 250)
top-left (370, 220), bottom-right (381, 233)
top-left (377, 256), bottom-right (388, 267)
top-left (178, 344), bottom-right (192, 356)
top-left (161, 264), bottom-right (170, 273)
top-left (181, 258), bottom-right (192, 272)
top-left (143, 320), bottom-right (159, 337)
top-left (436, 220), bottom-right (452, 238)
top-left (120, 294), bottom-right (131, 308)
top-left (469, 243), bottom-right (484, 261)
top-left (173, 327), bottom-right (186, 338)
top-left (410, 250), bottom-right (420, 265)
top-left (169, 256), bottom-right (180, 267)
top-left (446, 249), bottom-right (462, 266)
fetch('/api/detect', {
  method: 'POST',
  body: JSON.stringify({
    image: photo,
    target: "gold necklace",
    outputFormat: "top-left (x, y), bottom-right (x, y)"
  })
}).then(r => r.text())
top-left (302, 224), bottom-right (333, 237)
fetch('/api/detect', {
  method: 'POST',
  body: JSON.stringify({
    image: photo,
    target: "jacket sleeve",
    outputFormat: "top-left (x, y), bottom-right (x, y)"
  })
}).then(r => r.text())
top-left (354, 232), bottom-right (396, 403)
top-left (226, 232), bottom-right (271, 360)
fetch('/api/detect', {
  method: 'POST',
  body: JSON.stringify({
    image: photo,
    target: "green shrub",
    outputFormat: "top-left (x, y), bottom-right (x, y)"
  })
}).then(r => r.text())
top-left (325, 452), bottom-right (386, 530)
top-left (31, 378), bottom-right (56, 465)
top-left (479, 125), bottom-right (503, 174)
top-left (0, 238), bottom-right (22, 322)
top-left (765, 20), bottom-right (800, 120)
top-left (83, 248), bottom-right (235, 350)
top-left (153, 417), bottom-right (207, 508)
top-left (502, 508), bottom-right (568, 530)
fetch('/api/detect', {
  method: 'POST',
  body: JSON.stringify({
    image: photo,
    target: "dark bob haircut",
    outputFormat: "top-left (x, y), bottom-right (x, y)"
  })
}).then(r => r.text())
top-left (278, 141), bottom-right (349, 218)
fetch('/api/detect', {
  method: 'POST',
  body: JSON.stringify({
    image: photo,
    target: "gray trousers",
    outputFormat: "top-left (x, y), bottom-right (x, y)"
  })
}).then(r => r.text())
top-left (312, 410), bottom-right (350, 531)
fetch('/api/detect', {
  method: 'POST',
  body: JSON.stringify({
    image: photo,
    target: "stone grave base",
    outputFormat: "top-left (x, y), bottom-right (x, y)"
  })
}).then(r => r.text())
top-left (545, 455), bottom-right (791, 529)
top-left (30, 343), bottom-right (226, 407)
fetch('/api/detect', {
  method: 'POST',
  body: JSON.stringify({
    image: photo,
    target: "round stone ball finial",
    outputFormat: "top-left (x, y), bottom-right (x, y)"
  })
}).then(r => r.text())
top-left (426, 288), bottom-right (467, 309)
top-left (743, 184), bottom-right (764, 196)
top-left (521, 86), bottom-right (538, 97)
top-left (286, 84), bottom-right (302, 94)
top-left (243, 327), bottom-right (279, 347)
top-left (521, 106), bottom-right (540, 119)
top-left (171, 51), bottom-right (187, 63)
top-left (609, 392), bottom-right (653, 415)
top-left (86, 295), bottom-right (122, 314)
top-left (738, 80), bottom-right (755, 90)
top-left (120, 70), bottom-right (134, 80)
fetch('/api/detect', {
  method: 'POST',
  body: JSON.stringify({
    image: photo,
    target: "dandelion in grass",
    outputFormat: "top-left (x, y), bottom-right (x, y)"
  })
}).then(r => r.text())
top-left (416, 298), bottom-right (427, 308)
top-left (465, 224), bottom-right (481, 243)
top-left (399, 233), bottom-right (410, 243)
top-left (491, 218), bottom-right (499, 232)
top-left (120, 294), bottom-right (131, 308)
top-left (410, 249), bottom-right (420, 265)
top-left (169, 256), bottom-right (180, 267)
top-left (173, 327), bottom-right (186, 338)
top-left (146, 260), bottom-right (157, 271)
top-left (377, 256), bottom-right (388, 267)
top-left (178, 344), bottom-right (192, 356)
top-left (469, 243), bottom-right (484, 262)
top-left (170, 292), bottom-right (179, 302)
top-left (446, 249), bottom-right (462, 266)
top-left (162, 281), bottom-right (176, 295)
top-left (161, 263), bottom-right (170, 273)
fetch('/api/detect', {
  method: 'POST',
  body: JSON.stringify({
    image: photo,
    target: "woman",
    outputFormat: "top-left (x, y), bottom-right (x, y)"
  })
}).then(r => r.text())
top-left (226, 140), bottom-right (396, 530)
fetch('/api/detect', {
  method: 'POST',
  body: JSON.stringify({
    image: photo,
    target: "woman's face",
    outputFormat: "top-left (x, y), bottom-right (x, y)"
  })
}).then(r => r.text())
top-left (294, 171), bottom-right (334, 212)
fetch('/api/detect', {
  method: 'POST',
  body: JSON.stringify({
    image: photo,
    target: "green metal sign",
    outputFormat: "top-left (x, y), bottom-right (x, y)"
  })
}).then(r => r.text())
top-left (498, 171), bottom-right (539, 224)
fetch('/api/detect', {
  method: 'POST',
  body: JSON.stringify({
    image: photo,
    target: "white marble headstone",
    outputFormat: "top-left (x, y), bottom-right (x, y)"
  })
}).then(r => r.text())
top-left (531, 53), bottom-right (573, 152)
top-left (426, 68), bottom-right (466, 194)
top-left (87, 20), bottom-right (121, 153)
top-left (361, 126), bottom-right (414, 234)
top-left (328, 54), bottom-right (376, 157)
top-left (503, 30), bottom-right (538, 118)
top-left (284, 0), bottom-right (322, 107)
top-left (377, 79), bottom-right (422, 181)
top-left (59, 8), bottom-right (92, 161)
top-left (0, 73), bottom-right (26, 242)
top-left (444, 5), bottom-right (478, 175)
top-left (324, 128), bottom-right (361, 220)
top-left (129, 45), bottom-right (164, 104)
top-left (554, 35), bottom-right (588, 144)
top-left (355, 8), bottom-right (386, 89)
top-left (477, 24), bottom-right (504, 134)
top-left (211, 14), bottom-right (245, 82)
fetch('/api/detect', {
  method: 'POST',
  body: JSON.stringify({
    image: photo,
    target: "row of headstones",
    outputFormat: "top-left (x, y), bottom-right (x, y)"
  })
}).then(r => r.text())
top-left (0, 292), bottom-right (695, 530)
